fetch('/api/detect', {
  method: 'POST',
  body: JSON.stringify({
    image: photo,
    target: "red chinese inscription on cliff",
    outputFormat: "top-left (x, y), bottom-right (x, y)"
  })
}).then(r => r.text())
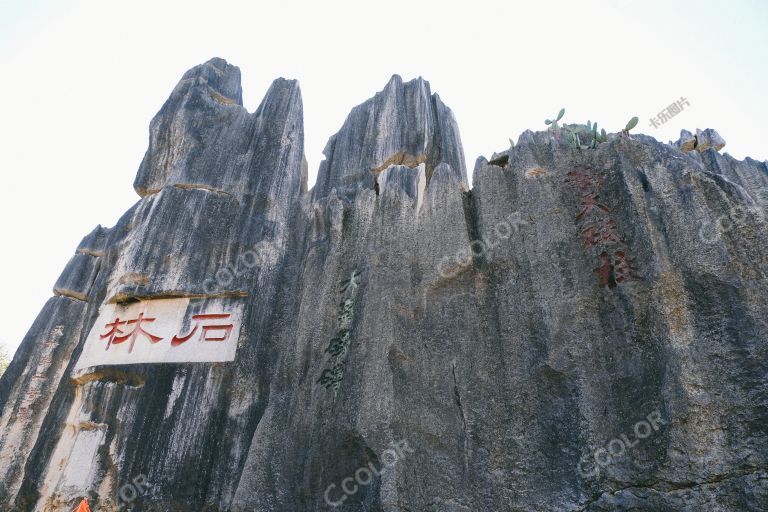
top-left (75, 298), bottom-right (244, 369)
top-left (565, 165), bottom-right (640, 288)
top-left (99, 312), bottom-right (234, 352)
top-left (171, 314), bottom-right (234, 345)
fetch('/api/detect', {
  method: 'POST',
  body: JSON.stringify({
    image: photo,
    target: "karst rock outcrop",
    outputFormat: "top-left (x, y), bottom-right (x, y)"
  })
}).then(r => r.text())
top-left (1, 58), bottom-right (767, 511)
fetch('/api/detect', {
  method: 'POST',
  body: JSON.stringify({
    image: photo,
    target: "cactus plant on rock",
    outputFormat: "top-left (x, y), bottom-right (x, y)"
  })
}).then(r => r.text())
top-left (545, 108), bottom-right (565, 130)
top-left (622, 116), bottom-right (639, 136)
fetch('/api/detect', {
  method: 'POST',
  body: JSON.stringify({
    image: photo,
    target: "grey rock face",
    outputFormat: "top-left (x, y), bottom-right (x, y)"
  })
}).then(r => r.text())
top-left (696, 127), bottom-right (727, 152)
top-left (1, 60), bottom-right (767, 512)
top-left (134, 58), bottom-right (304, 204)
top-left (54, 253), bottom-right (101, 301)
top-left (77, 225), bottom-right (110, 257)
top-left (312, 75), bottom-right (467, 202)
top-left (0, 58), bottom-right (306, 512)
top-left (376, 163), bottom-right (427, 206)
top-left (675, 128), bottom-right (727, 153)
top-left (674, 129), bottom-right (697, 151)
top-left (0, 296), bottom-right (90, 507)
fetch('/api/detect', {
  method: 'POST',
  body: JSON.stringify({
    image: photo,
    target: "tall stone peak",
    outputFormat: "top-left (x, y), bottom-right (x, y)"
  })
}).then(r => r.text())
top-left (134, 58), bottom-right (304, 202)
top-left (311, 74), bottom-right (467, 201)
top-left (1, 59), bottom-right (768, 511)
top-left (182, 57), bottom-right (244, 106)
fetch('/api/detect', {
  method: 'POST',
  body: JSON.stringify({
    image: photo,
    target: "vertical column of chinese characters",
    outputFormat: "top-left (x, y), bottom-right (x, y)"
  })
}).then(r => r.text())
top-left (317, 270), bottom-right (363, 390)
top-left (565, 166), bottom-right (639, 288)
top-left (16, 334), bottom-right (59, 421)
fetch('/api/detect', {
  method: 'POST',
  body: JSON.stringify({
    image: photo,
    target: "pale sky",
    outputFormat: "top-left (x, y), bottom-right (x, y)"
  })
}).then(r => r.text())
top-left (1, 0), bottom-right (766, 357)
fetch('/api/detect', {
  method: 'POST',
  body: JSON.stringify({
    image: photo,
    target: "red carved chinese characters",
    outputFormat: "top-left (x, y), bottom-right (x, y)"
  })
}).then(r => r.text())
top-left (565, 166), bottom-right (605, 191)
top-left (100, 311), bottom-right (235, 351)
top-left (172, 314), bottom-right (233, 345)
top-left (100, 317), bottom-right (127, 351)
top-left (614, 250), bottom-right (640, 284)
top-left (566, 165), bottom-right (640, 288)
top-left (111, 312), bottom-right (162, 353)
top-left (576, 192), bottom-right (611, 221)
top-left (582, 218), bottom-right (623, 247)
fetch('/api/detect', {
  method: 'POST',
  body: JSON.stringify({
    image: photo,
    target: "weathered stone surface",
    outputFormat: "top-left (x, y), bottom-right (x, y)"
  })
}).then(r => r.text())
top-left (673, 128), bottom-right (726, 153)
top-left (696, 151), bottom-right (768, 211)
top-left (675, 129), bottom-right (697, 152)
top-left (376, 163), bottom-right (427, 208)
top-left (583, 470), bottom-right (768, 511)
top-left (465, 134), bottom-right (768, 511)
top-left (696, 127), bottom-right (727, 152)
top-left (1, 58), bottom-right (306, 512)
top-left (134, 58), bottom-right (304, 203)
top-left (312, 75), bottom-right (467, 201)
top-left (0, 297), bottom-right (90, 509)
top-left (1, 59), bottom-right (767, 512)
top-left (54, 253), bottom-right (100, 301)
top-left (53, 226), bottom-right (110, 302)
top-left (77, 225), bottom-right (110, 257)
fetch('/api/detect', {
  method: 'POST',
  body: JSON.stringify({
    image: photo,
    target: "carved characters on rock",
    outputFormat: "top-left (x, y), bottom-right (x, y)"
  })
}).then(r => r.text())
top-left (75, 298), bottom-right (243, 369)
top-left (100, 312), bottom-right (235, 352)
top-left (16, 327), bottom-right (63, 421)
top-left (317, 269), bottom-right (363, 390)
top-left (566, 165), bottom-right (640, 288)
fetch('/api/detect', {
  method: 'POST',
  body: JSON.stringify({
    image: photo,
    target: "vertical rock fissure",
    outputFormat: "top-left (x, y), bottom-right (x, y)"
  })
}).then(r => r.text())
top-left (451, 361), bottom-right (469, 476)
top-left (426, 94), bottom-right (444, 184)
top-left (461, 189), bottom-right (485, 269)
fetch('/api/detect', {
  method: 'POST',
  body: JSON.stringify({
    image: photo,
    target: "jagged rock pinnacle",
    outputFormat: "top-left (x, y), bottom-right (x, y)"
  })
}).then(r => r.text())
top-left (312, 74), bottom-right (467, 201)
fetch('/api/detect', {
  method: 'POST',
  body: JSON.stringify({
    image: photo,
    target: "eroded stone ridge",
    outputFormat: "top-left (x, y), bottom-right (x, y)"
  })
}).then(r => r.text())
top-left (312, 74), bottom-right (467, 201)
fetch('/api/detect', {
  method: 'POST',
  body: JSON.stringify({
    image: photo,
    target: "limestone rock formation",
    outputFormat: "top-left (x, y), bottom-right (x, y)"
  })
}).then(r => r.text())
top-left (1, 58), bottom-right (767, 512)
top-left (311, 74), bottom-right (467, 201)
top-left (674, 127), bottom-right (727, 153)
top-left (696, 127), bottom-right (727, 152)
